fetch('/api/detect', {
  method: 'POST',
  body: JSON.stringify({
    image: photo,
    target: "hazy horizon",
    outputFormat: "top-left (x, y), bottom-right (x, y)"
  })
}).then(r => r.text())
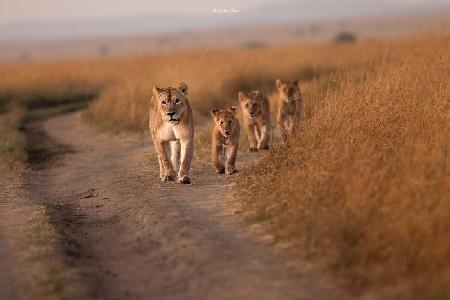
top-left (1, 0), bottom-right (449, 42)
top-left (2, 0), bottom-right (450, 25)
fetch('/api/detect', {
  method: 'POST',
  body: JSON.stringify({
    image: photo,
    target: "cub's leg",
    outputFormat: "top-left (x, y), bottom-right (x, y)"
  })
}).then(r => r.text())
top-left (277, 111), bottom-right (288, 140)
top-left (258, 125), bottom-right (271, 150)
top-left (286, 116), bottom-right (296, 135)
top-left (246, 123), bottom-right (258, 152)
top-left (178, 137), bottom-right (193, 184)
top-left (212, 142), bottom-right (225, 174)
top-left (225, 144), bottom-right (238, 175)
top-left (289, 111), bottom-right (301, 135)
top-left (254, 126), bottom-right (261, 144)
top-left (155, 141), bottom-right (175, 181)
top-left (171, 140), bottom-right (181, 172)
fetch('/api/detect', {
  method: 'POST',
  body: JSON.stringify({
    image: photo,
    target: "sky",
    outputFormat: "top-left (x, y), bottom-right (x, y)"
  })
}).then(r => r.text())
top-left (0, 0), bottom-right (264, 25)
top-left (1, 0), bottom-right (448, 26)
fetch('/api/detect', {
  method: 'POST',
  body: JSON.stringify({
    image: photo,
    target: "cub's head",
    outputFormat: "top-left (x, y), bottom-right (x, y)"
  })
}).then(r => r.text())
top-left (152, 82), bottom-right (189, 125)
top-left (276, 79), bottom-right (301, 104)
top-left (238, 90), bottom-right (265, 119)
top-left (211, 106), bottom-right (238, 137)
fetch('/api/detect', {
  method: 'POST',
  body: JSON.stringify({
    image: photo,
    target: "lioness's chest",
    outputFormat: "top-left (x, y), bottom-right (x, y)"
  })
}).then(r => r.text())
top-left (159, 123), bottom-right (178, 141)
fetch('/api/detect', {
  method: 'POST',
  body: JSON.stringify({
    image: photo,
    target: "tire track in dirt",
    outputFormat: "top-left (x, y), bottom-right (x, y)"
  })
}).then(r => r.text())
top-left (0, 232), bottom-right (18, 299)
top-left (24, 112), bottom-right (330, 300)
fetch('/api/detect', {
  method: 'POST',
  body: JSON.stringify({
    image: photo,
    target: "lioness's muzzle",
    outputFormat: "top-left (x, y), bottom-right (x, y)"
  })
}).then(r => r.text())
top-left (167, 112), bottom-right (178, 121)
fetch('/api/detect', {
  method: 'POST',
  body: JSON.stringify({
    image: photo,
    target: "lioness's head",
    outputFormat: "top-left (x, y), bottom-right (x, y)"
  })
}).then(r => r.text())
top-left (276, 79), bottom-right (301, 104)
top-left (238, 90), bottom-right (265, 119)
top-left (211, 106), bottom-right (238, 137)
top-left (152, 82), bottom-right (189, 125)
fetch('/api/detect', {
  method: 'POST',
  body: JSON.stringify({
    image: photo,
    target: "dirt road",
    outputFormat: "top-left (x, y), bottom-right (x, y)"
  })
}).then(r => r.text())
top-left (8, 112), bottom-right (329, 299)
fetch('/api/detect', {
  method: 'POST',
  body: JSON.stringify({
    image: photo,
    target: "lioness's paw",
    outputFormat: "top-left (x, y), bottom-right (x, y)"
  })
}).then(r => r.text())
top-left (249, 147), bottom-right (259, 153)
top-left (258, 145), bottom-right (270, 150)
top-left (161, 175), bottom-right (175, 182)
top-left (216, 168), bottom-right (225, 174)
top-left (225, 168), bottom-right (237, 175)
top-left (178, 175), bottom-right (191, 184)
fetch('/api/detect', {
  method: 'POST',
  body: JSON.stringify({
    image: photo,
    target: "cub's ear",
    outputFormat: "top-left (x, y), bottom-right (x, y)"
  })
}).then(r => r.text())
top-left (254, 90), bottom-right (264, 100)
top-left (276, 78), bottom-right (284, 89)
top-left (238, 91), bottom-right (246, 102)
top-left (153, 86), bottom-right (162, 97)
top-left (211, 108), bottom-right (220, 119)
top-left (293, 80), bottom-right (299, 87)
top-left (230, 106), bottom-right (238, 115)
top-left (178, 82), bottom-right (188, 96)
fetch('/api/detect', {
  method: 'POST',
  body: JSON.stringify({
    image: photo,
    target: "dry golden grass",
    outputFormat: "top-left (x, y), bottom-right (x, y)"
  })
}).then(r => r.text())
top-left (235, 35), bottom-right (450, 299)
top-left (1, 33), bottom-right (449, 299)
top-left (85, 42), bottom-right (387, 131)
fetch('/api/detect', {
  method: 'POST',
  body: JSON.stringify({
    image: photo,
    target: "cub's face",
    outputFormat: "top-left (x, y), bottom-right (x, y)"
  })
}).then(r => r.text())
top-left (276, 79), bottom-right (301, 104)
top-left (238, 91), bottom-right (264, 119)
top-left (152, 82), bottom-right (189, 125)
top-left (211, 107), bottom-right (238, 137)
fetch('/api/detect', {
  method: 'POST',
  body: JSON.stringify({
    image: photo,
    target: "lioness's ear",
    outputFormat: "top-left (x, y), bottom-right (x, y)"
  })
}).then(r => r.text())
top-left (211, 108), bottom-right (220, 119)
top-left (238, 91), bottom-right (246, 102)
top-left (153, 86), bottom-right (162, 97)
top-left (230, 106), bottom-right (238, 115)
top-left (178, 82), bottom-right (188, 96)
top-left (276, 79), bottom-right (284, 89)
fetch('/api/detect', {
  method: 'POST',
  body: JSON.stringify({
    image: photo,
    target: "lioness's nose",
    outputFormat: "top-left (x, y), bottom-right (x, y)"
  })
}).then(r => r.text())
top-left (167, 112), bottom-right (176, 117)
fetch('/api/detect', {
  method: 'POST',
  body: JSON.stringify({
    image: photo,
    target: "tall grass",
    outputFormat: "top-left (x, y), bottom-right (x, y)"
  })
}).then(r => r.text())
top-left (85, 42), bottom-right (387, 131)
top-left (235, 35), bottom-right (450, 299)
top-left (1, 34), bottom-right (448, 299)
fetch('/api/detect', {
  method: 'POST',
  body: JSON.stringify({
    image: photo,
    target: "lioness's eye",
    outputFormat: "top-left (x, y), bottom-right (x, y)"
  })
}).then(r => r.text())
top-left (220, 121), bottom-right (224, 125)
top-left (228, 121), bottom-right (232, 125)
top-left (161, 101), bottom-right (166, 105)
top-left (175, 99), bottom-right (180, 104)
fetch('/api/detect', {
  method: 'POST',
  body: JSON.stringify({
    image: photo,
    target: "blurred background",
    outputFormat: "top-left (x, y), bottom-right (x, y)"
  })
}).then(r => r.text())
top-left (1, 0), bottom-right (449, 62)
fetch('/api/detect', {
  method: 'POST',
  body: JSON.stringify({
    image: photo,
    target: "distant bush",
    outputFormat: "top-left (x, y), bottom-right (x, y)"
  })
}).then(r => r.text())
top-left (241, 41), bottom-right (266, 49)
top-left (98, 44), bottom-right (110, 56)
top-left (334, 31), bottom-right (357, 43)
top-left (18, 51), bottom-right (31, 62)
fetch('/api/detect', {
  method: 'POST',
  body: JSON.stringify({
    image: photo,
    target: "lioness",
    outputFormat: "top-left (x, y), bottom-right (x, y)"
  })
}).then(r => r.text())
top-left (238, 90), bottom-right (271, 152)
top-left (211, 106), bottom-right (240, 175)
top-left (276, 79), bottom-right (302, 135)
top-left (149, 83), bottom-right (194, 184)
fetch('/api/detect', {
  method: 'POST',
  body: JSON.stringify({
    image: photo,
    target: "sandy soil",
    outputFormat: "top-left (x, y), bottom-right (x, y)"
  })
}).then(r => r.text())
top-left (2, 112), bottom-right (331, 299)
top-left (0, 234), bottom-right (18, 299)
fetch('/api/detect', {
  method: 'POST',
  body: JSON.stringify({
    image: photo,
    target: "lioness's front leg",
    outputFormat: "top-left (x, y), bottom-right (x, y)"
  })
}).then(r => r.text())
top-left (258, 125), bottom-right (270, 150)
top-left (178, 137), bottom-right (193, 184)
top-left (246, 123), bottom-right (258, 152)
top-left (155, 141), bottom-right (175, 181)
top-left (225, 144), bottom-right (238, 175)
top-left (158, 156), bottom-right (164, 179)
top-left (171, 140), bottom-right (181, 171)
top-left (212, 143), bottom-right (225, 174)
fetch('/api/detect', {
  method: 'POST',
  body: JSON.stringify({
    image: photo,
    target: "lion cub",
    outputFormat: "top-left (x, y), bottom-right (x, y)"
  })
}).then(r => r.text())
top-left (276, 79), bottom-right (302, 135)
top-left (238, 90), bottom-right (271, 152)
top-left (211, 107), bottom-right (240, 175)
top-left (149, 83), bottom-right (194, 184)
